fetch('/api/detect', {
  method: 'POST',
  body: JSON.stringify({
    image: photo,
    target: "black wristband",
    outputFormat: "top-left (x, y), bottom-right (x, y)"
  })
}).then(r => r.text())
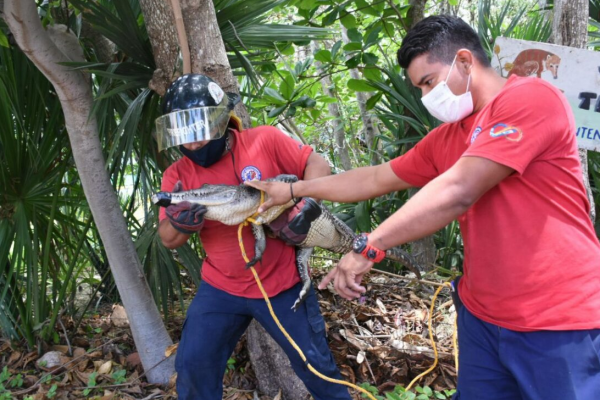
top-left (290, 182), bottom-right (300, 205)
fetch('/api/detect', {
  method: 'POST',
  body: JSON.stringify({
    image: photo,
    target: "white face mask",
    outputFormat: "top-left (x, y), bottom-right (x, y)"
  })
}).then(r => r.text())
top-left (421, 55), bottom-right (473, 123)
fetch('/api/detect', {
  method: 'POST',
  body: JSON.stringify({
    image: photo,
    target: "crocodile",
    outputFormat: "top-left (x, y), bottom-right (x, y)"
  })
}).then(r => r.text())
top-left (152, 174), bottom-right (422, 310)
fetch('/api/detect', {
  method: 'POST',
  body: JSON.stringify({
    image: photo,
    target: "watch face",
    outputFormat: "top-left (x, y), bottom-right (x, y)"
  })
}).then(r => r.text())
top-left (353, 234), bottom-right (367, 253)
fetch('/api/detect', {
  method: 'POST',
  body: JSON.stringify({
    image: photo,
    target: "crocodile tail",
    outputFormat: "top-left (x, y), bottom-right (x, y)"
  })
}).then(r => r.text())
top-left (384, 247), bottom-right (422, 279)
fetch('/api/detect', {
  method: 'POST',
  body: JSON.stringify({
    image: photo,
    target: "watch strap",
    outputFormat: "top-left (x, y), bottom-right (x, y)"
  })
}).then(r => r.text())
top-left (359, 233), bottom-right (386, 263)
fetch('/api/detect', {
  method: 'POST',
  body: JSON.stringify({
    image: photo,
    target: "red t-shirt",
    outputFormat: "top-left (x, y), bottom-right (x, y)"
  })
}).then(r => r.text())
top-left (159, 126), bottom-right (313, 298)
top-left (391, 75), bottom-right (600, 331)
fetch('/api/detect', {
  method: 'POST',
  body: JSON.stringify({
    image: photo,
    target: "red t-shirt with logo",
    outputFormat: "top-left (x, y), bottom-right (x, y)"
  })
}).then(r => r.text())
top-left (159, 126), bottom-right (313, 298)
top-left (391, 75), bottom-right (600, 331)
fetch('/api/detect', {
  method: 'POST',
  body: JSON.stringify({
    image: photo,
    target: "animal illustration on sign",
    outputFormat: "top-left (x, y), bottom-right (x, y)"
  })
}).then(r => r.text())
top-left (507, 49), bottom-right (561, 79)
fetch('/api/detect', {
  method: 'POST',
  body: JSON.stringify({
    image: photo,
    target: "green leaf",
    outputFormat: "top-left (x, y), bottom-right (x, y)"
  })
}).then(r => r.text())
top-left (290, 95), bottom-right (316, 108)
top-left (366, 92), bottom-right (382, 110)
top-left (276, 42), bottom-right (295, 56)
top-left (363, 67), bottom-right (382, 81)
top-left (355, 202), bottom-right (371, 232)
top-left (111, 369), bottom-right (127, 384)
top-left (318, 96), bottom-right (338, 103)
top-left (268, 105), bottom-right (287, 118)
top-left (348, 79), bottom-right (376, 92)
top-left (314, 49), bottom-right (333, 63)
top-left (47, 384), bottom-right (58, 399)
top-left (331, 41), bottom-right (343, 59)
top-left (341, 12), bottom-right (357, 29)
top-left (345, 55), bottom-right (361, 69)
top-left (362, 52), bottom-right (379, 65)
top-left (0, 31), bottom-right (8, 48)
top-left (354, 0), bottom-right (381, 16)
top-left (364, 26), bottom-right (383, 48)
top-left (322, 7), bottom-right (339, 26)
top-left (279, 75), bottom-right (295, 100)
top-left (449, 0), bottom-right (459, 5)
top-left (285, 106), bottom-right (297, 117)
top-left (299, 0), bottom-right (317, 10)
top-left (263, 87), bottom-right (287, 104)
top-left (343, 42), bottom-right (363, 52)
top-left (347, 28), bottom-right (363, 42)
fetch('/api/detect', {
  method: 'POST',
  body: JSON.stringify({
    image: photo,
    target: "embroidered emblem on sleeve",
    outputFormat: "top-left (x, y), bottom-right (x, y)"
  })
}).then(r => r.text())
top-left (471, 126), bottom-right (482, 144)
top-left (241, 166), bottom-right (262, 182)
top-left (490, 123), bottom-right (523, 142)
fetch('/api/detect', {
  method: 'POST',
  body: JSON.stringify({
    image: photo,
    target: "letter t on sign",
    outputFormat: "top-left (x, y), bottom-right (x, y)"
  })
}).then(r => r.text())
top-left (579, 92), bottom-right (598, 111)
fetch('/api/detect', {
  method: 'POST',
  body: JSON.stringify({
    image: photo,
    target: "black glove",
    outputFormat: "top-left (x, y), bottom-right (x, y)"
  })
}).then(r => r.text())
top-left (165, 181), bottom-right (207, 234)
top-left (268, 198), bottom-right (321, 245)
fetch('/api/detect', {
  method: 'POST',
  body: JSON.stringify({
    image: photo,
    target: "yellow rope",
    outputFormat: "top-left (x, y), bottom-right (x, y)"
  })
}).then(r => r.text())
top-left (405, 281), bottom-right (457, 391)
top-left (237, 190), bottom-right (458, 397)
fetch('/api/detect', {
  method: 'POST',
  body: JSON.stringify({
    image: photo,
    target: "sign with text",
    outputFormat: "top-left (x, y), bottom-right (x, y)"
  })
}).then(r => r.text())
top-left (492, 37), bottom-right (600, 152)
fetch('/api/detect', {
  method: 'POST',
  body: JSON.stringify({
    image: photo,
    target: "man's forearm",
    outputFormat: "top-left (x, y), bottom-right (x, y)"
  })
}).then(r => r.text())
top-left (294, 163), bottom-right (411, 203)
top-left (369, 173), bottom-right (471, 251)
top-left (368, 156), bottom-right (514, 251)
top-left (158, 219), bottom-right (191, 249)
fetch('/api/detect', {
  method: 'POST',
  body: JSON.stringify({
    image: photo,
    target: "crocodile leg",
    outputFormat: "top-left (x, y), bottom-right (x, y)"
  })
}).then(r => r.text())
top-left (291, 247), bottom-right (314, 311)
top-left (245, 224), bottom-right (267, 268)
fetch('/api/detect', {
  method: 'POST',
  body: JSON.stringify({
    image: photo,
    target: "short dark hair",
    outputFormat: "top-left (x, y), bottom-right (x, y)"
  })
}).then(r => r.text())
top-left (397, 15), bottom-right (490, 69)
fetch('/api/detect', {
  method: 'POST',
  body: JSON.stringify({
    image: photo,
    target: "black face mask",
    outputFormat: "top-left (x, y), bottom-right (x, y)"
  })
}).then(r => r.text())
top-left (179, 134), bottom-right (228, 168)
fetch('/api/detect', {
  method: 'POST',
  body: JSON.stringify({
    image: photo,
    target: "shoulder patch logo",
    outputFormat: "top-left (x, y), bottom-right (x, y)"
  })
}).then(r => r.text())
top-left (241, 166), bottom-right (262, 182)
top-left (490, 123), bottom-right (523, 142)
top-left (470, 126), bottom-right (482, 144)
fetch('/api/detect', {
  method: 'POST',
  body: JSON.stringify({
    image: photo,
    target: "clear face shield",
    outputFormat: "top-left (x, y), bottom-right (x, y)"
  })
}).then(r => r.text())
top-left (154, 106), bottom-right (232, 152)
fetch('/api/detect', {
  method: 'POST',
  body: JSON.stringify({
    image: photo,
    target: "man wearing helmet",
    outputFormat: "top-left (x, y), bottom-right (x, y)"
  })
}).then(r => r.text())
top-left (155, 74), bottom-right (352, 400)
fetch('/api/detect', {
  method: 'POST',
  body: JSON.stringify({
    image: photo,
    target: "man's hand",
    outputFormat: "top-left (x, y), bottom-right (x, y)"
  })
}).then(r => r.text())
top-left (244, 179), bottom-right (295, 213)
top-left (268, 198), bottom-right (321, 245)
top-left (318, 252), bottom-right (373, 300)
top-left (165, 181), bottom-right (207, 234)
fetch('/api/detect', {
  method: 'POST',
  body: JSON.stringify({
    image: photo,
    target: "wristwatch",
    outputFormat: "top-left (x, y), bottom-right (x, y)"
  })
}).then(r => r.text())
top-left (352, 233), bottom-right (386, 263)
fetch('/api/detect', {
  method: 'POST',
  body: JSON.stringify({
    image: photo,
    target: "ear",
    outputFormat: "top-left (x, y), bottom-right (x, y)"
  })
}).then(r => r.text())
top-left (455, 49), bottom-right (474, 75)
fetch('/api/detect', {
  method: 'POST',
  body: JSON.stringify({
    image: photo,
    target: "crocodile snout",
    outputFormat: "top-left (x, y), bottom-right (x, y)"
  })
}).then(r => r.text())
top-left (152, 192), bottom-right (172, 207)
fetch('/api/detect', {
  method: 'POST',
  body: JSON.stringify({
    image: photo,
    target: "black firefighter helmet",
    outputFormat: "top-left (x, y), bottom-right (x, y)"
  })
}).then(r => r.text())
top-left (154, 74), bottom-right (242, 152)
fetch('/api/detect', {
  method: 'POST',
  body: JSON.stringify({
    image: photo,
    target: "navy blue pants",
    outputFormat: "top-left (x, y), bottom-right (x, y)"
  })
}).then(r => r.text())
top-left (175, 281), bottom-right (351, 400)
top-left (454, 304), bottom-right (600, 399)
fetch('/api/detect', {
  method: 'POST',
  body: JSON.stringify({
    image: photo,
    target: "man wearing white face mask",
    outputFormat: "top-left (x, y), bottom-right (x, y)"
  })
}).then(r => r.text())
top-left (246, 15), bottom-right (600, 399)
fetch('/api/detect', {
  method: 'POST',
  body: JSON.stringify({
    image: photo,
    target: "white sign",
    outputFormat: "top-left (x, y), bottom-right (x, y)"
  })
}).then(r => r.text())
top-left (492, 37), bottom-right (600, 152)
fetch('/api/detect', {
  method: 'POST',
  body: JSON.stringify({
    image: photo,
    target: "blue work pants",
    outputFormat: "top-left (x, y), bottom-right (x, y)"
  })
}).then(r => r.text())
top-left (454, 304), bottom-right (600, 399)
top-left (175, 281), bottom-right (352, 400)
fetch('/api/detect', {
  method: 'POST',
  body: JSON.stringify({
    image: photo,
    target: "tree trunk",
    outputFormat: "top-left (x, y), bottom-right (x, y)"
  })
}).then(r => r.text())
top-left (311, 41), bottom-right (353, 171)
top-left (407, 0), bottom-right (428, 29)
top-left (140, 0), bottom-right (311, 396)
top-left (246, 321), bottom-right (311, 399)
top-left (341, 26), bottom-right (380, 165)
top-left (4, 0), bottom-right (174, 384)
top-left (552, 0), bottom-right (596, 223)
top-left (180, 0), bottom-right (251, 128)
top-left (138, 0), bottom-right (180, 96)
top-left (404, 2), bottom-right (437, 272)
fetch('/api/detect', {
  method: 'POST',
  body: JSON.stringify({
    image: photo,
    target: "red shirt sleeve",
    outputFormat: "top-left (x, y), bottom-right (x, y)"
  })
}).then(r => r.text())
top-left (463, 78), bottom-right (574, 174)
top-left (390, 127), bottom-right (445, 187)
